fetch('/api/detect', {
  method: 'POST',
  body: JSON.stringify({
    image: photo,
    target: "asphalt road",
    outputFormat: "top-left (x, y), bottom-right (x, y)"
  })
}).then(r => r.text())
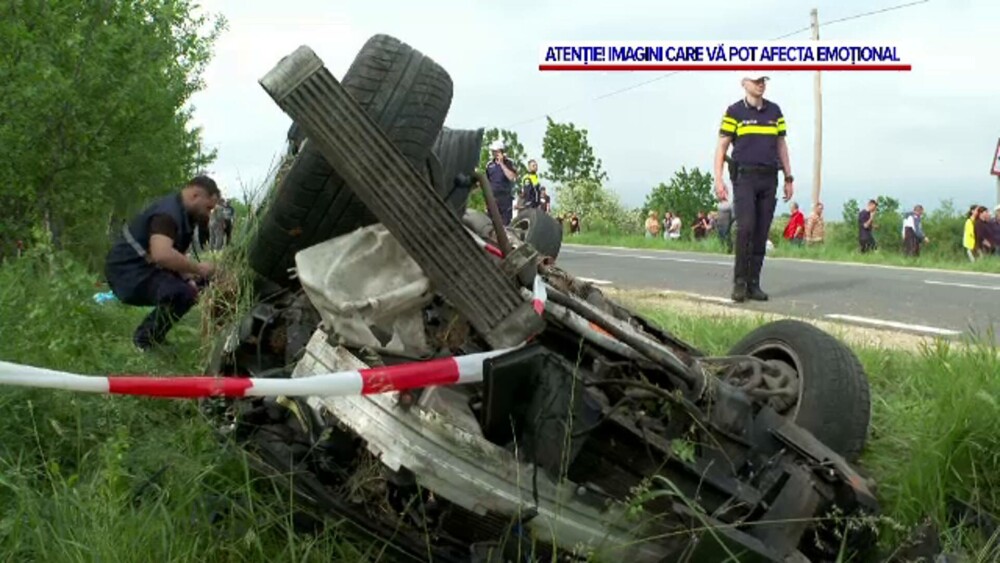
top-left (558, 244), bottom-right (1000, 342)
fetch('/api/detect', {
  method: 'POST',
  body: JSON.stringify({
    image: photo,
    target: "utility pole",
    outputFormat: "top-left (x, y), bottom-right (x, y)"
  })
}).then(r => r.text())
top-left (811, 8), bottom-right (822, 211)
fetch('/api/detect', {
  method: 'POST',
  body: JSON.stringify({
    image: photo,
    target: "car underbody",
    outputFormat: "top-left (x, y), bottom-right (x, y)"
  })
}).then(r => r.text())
top-left (207, 37), bottom-right (881, 563)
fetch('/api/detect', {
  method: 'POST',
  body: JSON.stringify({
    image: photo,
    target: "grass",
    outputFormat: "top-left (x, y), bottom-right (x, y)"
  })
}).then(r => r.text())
top-left (0, 250), bottom-right (377, 562)
top-left (0, 162), bottom-right (379, 561)
top-left (0, 226), bottom-right (996, 559)
top-left (567, 228), bottom-right (1000, 274)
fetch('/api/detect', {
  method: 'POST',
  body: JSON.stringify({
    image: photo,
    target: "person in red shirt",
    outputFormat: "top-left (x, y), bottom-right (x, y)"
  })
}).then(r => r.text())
top-left (783, 202), bottom-right (805, 246)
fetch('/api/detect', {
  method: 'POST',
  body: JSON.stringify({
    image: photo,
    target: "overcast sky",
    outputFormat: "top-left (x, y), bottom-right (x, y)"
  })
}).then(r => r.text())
top-left (188, 0), bottom-right (1000, 220)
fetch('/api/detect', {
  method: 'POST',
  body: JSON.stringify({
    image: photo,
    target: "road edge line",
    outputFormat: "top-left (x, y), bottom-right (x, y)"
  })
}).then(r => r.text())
top-left (822, 314), bottom-right (962, 336)
top-left (562, 243), bottom-right (1000, 278)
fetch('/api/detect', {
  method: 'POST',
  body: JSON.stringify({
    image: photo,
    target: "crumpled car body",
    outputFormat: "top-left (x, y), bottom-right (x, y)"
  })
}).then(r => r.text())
top-left (213, 226), bottom-right (880, 563)
top-left (208, 38), bottom-right (881, 563)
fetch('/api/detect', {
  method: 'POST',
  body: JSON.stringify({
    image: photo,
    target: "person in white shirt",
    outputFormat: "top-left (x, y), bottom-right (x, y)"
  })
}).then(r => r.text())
top-left (901, 204), bottom-right (929, 257)
top-left (667, 215), bottom-right (682, 240)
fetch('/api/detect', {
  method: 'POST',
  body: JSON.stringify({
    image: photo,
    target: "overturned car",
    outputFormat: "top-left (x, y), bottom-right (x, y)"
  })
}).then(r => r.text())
top-left (209, 35), bottom-right (879, 563)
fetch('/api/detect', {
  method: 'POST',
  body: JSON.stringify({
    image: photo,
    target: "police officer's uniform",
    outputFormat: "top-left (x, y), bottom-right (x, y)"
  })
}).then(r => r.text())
top-left (718, 94), bottom-right (790, 299)
top-left (105, 193), bottom-right (200, 348)
top-left (485, 156), bottom-right (517, 226)
top-left (519, 171), bottom-right (542, 211)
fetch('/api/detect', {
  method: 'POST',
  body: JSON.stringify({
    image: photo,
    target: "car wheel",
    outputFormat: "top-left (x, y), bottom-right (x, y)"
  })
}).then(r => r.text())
top-left (726, 319), bottom-right (871, 461)
top-left (286, 121), bottom-right (305, 156)
top-left (249, 34), bottom-right (454, 287)
top-left (510, 208), bottom-right (563, 260)
top-left (432, 127), bottom-right (484, 217)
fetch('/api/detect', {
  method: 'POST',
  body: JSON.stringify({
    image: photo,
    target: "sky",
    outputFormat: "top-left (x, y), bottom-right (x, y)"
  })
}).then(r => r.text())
top-left (188, 0), bottom-right (1000, 221)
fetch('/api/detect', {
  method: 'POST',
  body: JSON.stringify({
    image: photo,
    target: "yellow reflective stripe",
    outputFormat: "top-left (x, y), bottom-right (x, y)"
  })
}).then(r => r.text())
top-left (720, 122), bottom-right (737, 133)
top-left (722, 116), bottom-right (738, 125)
top-left (776, 117), bottom-right (786, 123)
top-left (736, 125), bottom-right (779, 135)
top-left (776, 122), bottom-right (787, 132)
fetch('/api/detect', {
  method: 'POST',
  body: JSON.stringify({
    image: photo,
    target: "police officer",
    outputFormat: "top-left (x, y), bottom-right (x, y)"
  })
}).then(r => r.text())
top-left (485, 140), bottom-right (518, 226)
top-left (714, 73), bottom-right (794, 302)
top-left (105, 176), bottom-right (220, 350)
top-left (517, 159), bottom-right (542, 215)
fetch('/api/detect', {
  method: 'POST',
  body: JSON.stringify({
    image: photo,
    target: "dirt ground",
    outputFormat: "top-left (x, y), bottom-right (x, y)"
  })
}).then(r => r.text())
top-left (607, 288), bottom-right (941, 353)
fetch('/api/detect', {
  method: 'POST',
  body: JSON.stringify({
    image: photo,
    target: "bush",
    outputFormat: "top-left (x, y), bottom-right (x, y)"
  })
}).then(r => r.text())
top-left (553, 178), bottom-right (634, 235)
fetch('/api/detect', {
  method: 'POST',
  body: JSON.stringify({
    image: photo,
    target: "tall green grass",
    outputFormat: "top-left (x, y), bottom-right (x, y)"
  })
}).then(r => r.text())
top-left (0, 250), bottom-right (377, 561)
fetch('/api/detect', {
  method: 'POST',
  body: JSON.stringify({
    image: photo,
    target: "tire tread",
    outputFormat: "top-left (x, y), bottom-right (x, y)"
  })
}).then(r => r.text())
top-left (728, 319), bottom-right (872, 461)
top-left (249, 34), bottom-right (453, 285)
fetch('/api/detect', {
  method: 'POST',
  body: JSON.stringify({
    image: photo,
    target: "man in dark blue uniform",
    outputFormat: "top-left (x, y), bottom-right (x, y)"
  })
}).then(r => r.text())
top-left (485, 140), bottom-right (518, 226)
top-left (105, 176), bottom-right (220, 350)
top-left (714, 73), bottom-right (795, 302)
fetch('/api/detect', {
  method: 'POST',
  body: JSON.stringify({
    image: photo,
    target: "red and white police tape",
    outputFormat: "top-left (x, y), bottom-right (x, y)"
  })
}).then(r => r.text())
top-left (0, 231), bottom-right (550, 401)
top-left (532, 273), bottom-right (547, 315)
top-left (468, 229), bottom-right (547, 315)
top-left (0, 348), bottom-right (514, 400)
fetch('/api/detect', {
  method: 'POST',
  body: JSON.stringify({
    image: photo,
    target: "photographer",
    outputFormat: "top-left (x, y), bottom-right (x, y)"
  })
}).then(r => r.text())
top-left (485, 140), bottom-right (518, 226)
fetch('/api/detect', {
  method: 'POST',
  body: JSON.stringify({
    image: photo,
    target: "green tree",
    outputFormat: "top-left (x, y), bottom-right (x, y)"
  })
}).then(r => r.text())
top-left (832, 198), bottom-right (862, 247)
top-left (922, 198), bottom-right (965, 253)
top-left (874, 195), bottom-right (902, 249)
top-left (553, 178), bottom-right (631, 234)
top-left (0, 0), bottom-right (225, 264)
top-left (876, 195), bottom-right (901, 218)
top-left (541, 117), bottom-right (608, 186)
top-left (643, 167), bottom-right (716, 224)
top-left (841, 198), bottom-right (861, 226)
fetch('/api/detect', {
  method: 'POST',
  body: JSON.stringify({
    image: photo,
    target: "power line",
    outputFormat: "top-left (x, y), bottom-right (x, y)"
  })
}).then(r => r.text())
top-left (503, 0), bottom-right (931, 129)
top-left (820, 0), bottom-right (930, 28)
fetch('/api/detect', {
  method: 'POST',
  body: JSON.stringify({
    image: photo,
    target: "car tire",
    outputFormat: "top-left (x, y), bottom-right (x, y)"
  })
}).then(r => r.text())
top-left (511, 208), bottom-right (563, 260)
top-left (432, 127), bottom-right (485, 217)
top-left (286, 122), bottom-right (305, 156)
top-left (726, 319), bottom-right (871, 461)
top-left (248, 34), bottom-right (453, 286)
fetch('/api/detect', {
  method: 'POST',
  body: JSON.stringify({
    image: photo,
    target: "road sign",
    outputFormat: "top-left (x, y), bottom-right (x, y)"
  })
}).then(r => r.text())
top-left (991, 138), bottom-right (1000, 176)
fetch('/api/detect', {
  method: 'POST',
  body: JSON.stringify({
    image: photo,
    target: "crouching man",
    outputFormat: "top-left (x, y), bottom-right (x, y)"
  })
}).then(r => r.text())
top-left (104, 176), bottom-right (220, 351)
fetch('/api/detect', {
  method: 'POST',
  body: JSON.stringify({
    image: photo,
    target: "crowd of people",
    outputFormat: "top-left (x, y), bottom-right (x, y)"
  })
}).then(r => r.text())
top-left (207, 198), bottom-right (236, 251)
top-left (637, 196), bottom-right (1000, 262)
top-left (644, 205), bottom-right (734, 251)
top-left (643, 200), bottom-right (811, 251)
top-left (480, 135), bottom-right (994, 262)
top-left (836, 200), bottom-right (1000, 260)
top-left (964, 204), bottom-right (999, 261)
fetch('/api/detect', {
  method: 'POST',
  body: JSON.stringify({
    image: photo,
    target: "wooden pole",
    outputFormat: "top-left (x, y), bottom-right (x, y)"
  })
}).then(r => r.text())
top-left (811, 8), bottom-right (822, 211)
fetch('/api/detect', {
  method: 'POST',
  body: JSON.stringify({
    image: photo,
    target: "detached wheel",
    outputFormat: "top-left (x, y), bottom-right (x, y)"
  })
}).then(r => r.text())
top-left (727, 319), bottom-right (871, 461)
top-left (511, 208), bottom-right (563, 260)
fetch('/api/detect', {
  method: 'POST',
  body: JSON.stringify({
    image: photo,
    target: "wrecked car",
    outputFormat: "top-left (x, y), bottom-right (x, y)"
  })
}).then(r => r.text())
top-left (208, 35), bottom-right (879, 562)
